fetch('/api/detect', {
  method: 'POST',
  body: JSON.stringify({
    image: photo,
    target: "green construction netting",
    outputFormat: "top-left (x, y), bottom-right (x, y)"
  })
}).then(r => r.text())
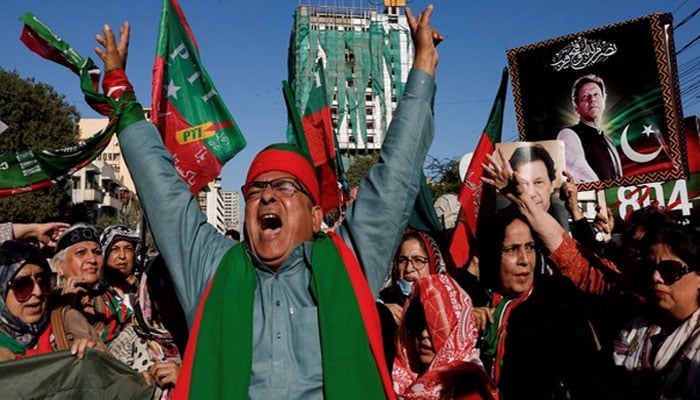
top-left (289, 8), bottom-right (410, 150)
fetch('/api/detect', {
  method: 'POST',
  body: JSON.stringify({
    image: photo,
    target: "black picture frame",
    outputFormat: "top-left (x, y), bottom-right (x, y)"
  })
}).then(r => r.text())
top-left (507, 13), bottom-right (686, 191)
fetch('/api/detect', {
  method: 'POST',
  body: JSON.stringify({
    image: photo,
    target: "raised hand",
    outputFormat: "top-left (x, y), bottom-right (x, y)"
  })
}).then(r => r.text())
top-left (95, 22), bottom-right (130, 73)
top-left (560, 171), bottom-right (584, 221)
top-left (481, 147), bottom-right (514, 193)
top-left (406, 5), bottom-right (443, 76)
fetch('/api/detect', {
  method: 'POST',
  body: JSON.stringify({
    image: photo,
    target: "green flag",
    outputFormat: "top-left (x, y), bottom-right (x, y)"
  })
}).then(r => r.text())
top-left (151, 0), bottom-right (247, 194)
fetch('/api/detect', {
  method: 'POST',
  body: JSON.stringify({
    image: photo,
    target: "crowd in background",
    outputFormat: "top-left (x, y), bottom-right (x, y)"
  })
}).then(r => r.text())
top-left (1, 3), bottom-right (699, 400)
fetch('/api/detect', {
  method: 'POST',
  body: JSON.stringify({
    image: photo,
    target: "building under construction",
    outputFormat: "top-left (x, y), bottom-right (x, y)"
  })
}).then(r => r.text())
top-left (288, 0), bottom-right (412, 159)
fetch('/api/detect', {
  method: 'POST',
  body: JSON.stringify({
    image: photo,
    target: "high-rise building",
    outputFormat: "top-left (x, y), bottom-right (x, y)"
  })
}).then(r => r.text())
top-left (221, 190), bottom-right (241, 233)
top-left (197, 177), bottom-right (227, 233)
top-left (288, 0), bottom-right (412, 158)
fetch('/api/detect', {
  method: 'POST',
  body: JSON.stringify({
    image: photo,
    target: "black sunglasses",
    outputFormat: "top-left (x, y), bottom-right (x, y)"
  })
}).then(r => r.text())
top-left (653, 260), bottom-right (695, 285)
top-left (7, 272), bottom-right (55, 302)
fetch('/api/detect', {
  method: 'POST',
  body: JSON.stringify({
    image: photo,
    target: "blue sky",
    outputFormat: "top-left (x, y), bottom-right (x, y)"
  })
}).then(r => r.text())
top-left (2, 0), bottom-right (699, 193)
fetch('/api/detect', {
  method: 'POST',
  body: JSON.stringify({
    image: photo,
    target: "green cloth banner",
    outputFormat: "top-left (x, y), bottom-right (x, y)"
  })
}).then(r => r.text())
top-left (0, 349), bottom-right (154, 399)
top-left (5, 13), bottom-right (125, 197)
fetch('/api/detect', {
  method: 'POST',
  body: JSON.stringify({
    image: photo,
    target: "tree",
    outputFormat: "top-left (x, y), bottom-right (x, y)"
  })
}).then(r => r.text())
top-left (425, 156), bottom-right (462, 200)
top-left (0, 68), bottom-right (79, 223)
top-left (344, 152), bottom-right (380, 188)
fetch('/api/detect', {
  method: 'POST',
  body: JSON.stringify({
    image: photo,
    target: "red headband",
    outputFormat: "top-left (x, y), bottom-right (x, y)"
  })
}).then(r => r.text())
top-left (246, 148), bottom-right (320, 205)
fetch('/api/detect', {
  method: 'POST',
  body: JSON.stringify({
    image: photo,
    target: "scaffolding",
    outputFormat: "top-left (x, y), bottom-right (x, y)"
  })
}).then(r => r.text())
top-left (288, 3), bottom-right (413, 157)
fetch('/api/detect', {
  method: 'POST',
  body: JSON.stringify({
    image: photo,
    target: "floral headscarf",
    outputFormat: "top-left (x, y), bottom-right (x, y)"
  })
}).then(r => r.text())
top-left (132, 259), bottom-right (181, 363)
top-left (392, 274), bottom-right (497, 399)
top-left (0, 241), bottom-right (51, 348)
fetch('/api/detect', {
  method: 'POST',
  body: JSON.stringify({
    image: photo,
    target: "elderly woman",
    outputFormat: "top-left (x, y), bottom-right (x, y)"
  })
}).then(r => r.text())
top-left (54, 224), bottom-right (182, 396)
top-left (613, 218), bottom-right (700, 399)
top-left (380, 230), bottom-right (446, 322)
top-left (377, 230), bottom-right (447, 372)
top-left (0, 240), bottom-right (105, 361)
top-left (51, 223), bottom-right (132, 346)
top-left (392, 274), bottom-right (498, 399)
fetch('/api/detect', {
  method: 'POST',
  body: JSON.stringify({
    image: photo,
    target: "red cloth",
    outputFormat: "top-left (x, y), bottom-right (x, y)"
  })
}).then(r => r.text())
top-left (392, 274), bottom-right (497, 399)
top-left (21, 324), bottom-right (53, 358)
top-left (245, 146), bottom-right (321, 205)
top-left (548, 233), bottom-right (621, 295)
top-left (102, 69), bottom-right (132, 101)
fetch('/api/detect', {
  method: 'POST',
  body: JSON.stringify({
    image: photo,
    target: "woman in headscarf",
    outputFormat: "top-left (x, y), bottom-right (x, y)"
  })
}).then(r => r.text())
top-left (380, 230), bottom-right (447, 323)
top-left (0, 240), bottom-right (105, 361)
top-left (392, 274), bottom-right (498, 399)
top-left (51, 223), bottom-right (132, 346)
top-left (377, 230), bottom-right (447, 371)
top-left (102, 225), bottom-right (183, 399)
top-left (100, 224), bottom-right (141, 300)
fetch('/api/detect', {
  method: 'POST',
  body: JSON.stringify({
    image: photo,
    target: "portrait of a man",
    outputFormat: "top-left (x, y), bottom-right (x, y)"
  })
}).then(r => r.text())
top-left (507, 12), bottom-right (685, 190)
top-left (557, 74), bottom-right (623, 182)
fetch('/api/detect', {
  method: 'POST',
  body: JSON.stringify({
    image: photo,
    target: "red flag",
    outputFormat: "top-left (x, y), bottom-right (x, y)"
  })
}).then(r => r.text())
top-left (302, 59), bottom-right (347, 213)
top-left (448, 68), bottom-right (508, 268)
top-left (283, 58), bottom-right (346, 213)
top-left (151, 0), bottom-right (246, 194)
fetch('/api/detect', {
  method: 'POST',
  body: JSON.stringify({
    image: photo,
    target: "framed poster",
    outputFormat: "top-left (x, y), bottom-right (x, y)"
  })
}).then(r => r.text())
top-left (507, 13), bottom-right (686, 191)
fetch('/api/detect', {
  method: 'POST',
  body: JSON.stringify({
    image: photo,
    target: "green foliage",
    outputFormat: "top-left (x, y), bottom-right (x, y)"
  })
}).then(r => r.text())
top-left (0, 185), bottom-right (73, 223)
top-left (344, 152), bottom-right (380, 188)
top-left (425, 156), bottom-right (463, 200)
top-left (0, 68), bottom-right (80, 222)
top-left (95, 215), bottom-right (122, 231)
top-left (343, 153), bottom-right (463, 202)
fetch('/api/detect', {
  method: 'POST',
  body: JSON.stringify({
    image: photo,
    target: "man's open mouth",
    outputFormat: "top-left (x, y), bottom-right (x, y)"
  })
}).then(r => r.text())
top-left (261, 214), bottom-right (282, 230)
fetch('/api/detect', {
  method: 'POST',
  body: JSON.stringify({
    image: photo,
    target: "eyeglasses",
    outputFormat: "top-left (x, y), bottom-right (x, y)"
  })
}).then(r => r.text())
top-left (7, 272), bottom-right (55, 302)
top-left (396, 256), bottom-right (430, 270)
top-left (653, 260), bottom-right (695, 285)
top-left (241, 178), bottom-right (310, 201)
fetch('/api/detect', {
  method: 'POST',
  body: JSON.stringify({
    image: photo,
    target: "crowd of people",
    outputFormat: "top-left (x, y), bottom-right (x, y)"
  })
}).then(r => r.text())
top-left (1, 4), bottom-right (699, 400)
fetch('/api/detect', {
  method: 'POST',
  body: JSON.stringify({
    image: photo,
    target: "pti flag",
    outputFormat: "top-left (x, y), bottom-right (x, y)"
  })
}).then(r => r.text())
top-left (301, 58), bottom-right (347, 213)
top-left (9, 13), bottom-right (120, 197)
top-left (152, 0), bottom-right (246, 194)
top-left (448, 68), bottom-right (508, 268)
top-left (284, 58), bottom-right (347, 213)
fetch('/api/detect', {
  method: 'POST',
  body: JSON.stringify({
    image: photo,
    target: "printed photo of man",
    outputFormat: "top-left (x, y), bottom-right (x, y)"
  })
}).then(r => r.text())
top-left (556, 74), bottom-right (623, 183)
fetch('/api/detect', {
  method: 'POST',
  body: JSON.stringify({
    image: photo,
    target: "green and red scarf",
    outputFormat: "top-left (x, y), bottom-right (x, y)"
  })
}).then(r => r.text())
top-left (174, 232), bottom-right (395, 399)
top-left (11, 14), bottom-right (141, 197)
